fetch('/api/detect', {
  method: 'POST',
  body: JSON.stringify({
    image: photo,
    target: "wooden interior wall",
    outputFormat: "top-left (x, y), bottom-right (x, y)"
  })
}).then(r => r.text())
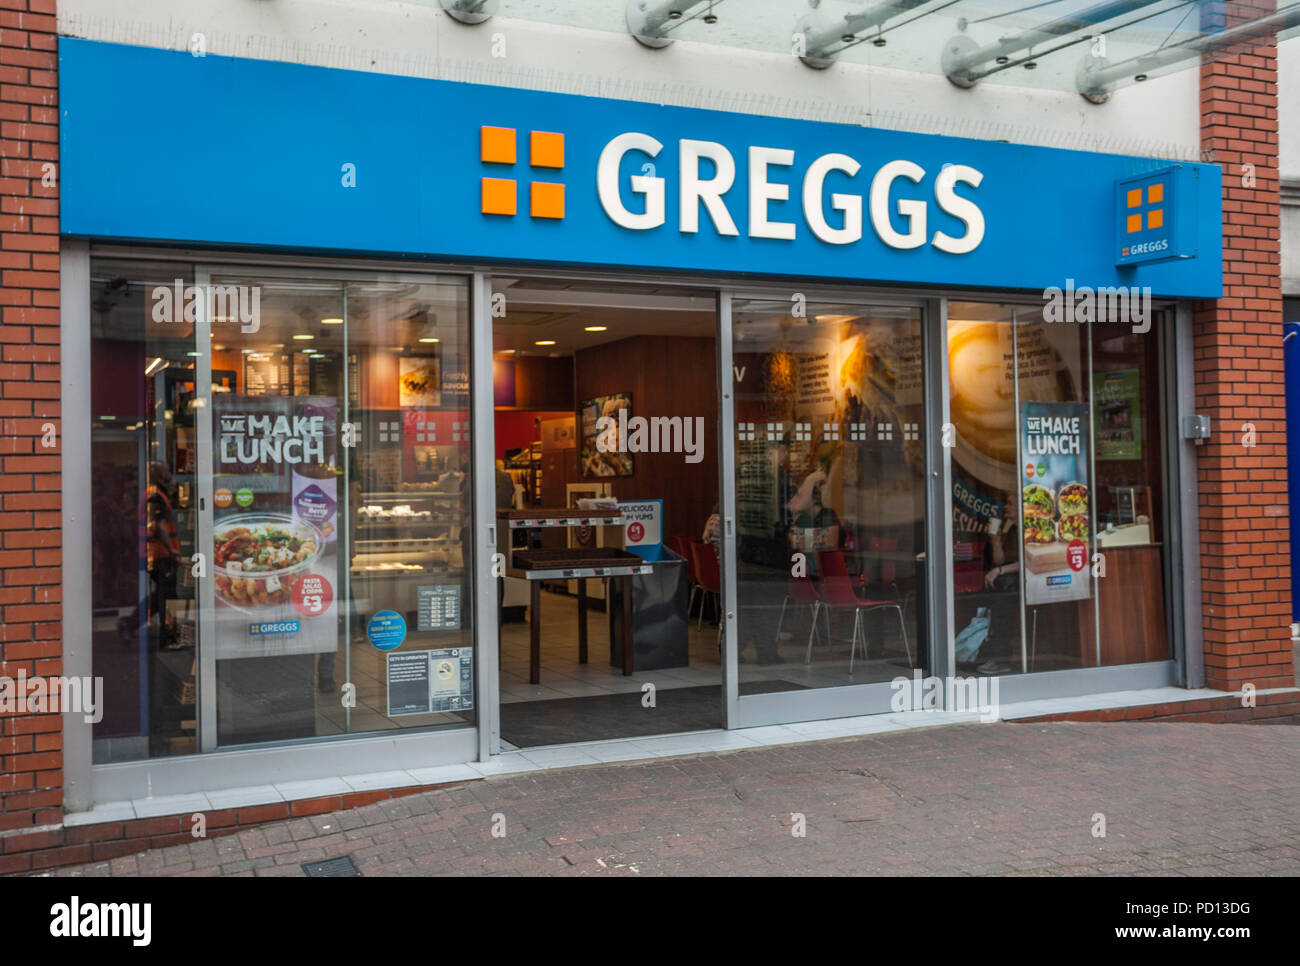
top-left (574, 335), bottom-right (718, 543)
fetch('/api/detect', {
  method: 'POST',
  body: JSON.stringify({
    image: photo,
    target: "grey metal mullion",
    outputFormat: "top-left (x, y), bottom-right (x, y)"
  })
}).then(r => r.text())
top-left (925, 296), bottom-right (955, 693)
top-left (717, 291), bottom-right (740, 730)
top-left (1086, 318), bottom-right (1101, 668)
top-left (470, 273), bottom-right (501, 759)
top-left (60, 240), bottom-right (93, 811)
top-left (194, 267), bottom-right (217, 752)
top-left (1172, 303), bottom-right (1202, 687)
top-left (341, 282), bottom-right (352, 734)
top-left (1011, 311), bottom-right (1028, 675)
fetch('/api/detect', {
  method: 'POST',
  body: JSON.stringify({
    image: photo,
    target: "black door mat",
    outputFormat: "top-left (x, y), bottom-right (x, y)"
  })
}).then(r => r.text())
top-left (302, 855), bottom-right (361, 877)
top-left (499, 680), bottom-right (805, 748)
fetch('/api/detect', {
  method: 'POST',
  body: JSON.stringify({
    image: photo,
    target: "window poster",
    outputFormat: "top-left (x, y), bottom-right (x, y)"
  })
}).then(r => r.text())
top-left (212, 394), bottom-right (340, 658)
top-left (1093, 368), bottom-right (1142, 461)
top-left (580, 392), bottom-right (634, 478)
top-left (399, 355), bottom-right (441, 407)
top-left (1019, 401), bottom-right (1093, 606)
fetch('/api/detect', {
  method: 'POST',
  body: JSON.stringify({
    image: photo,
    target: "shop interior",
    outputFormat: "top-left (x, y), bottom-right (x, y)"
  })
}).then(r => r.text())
top-left (490, 278), bottom-right (729, 747)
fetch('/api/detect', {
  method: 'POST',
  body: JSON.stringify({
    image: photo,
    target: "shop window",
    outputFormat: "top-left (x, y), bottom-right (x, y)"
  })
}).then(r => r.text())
top-left (89, 261), bottom-right (475, 761)
top-left (947, 301), bottom-right (1170, 675)
top-left (730, 299), bottom-right (927, 689)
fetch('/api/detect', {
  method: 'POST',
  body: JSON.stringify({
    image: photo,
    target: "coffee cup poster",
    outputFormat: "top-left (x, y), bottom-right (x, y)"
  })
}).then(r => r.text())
top-left (1019, 401), bottom-right (1093, 605)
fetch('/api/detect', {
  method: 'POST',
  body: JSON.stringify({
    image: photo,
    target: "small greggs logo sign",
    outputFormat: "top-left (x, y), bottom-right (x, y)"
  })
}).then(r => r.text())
top-left (1115, 165), bottom-right (1195, 266)
top-left (480, 126), bottom-right (565, 219)
top-left (479, 125), bottom-right (986, 253)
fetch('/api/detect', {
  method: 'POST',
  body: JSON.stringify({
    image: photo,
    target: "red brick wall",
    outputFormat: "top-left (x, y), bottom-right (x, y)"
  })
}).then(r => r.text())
top-left (1194, 0), bottom-right (1294, 691)
top-left (0, 0), bottom-right (61, 864)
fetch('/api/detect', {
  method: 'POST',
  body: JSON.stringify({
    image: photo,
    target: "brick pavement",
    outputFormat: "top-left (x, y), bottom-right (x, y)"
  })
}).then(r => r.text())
top-left (46, 721), bottom-right (1300, 877)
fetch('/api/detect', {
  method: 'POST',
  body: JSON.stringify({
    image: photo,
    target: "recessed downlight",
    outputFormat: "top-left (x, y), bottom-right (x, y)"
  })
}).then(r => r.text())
top-left (320, 317), bottom-right (343, 325)
top-left (535, 339), bottom-right (556, 346)
top-left (584, 325), bottom-right (607, 332)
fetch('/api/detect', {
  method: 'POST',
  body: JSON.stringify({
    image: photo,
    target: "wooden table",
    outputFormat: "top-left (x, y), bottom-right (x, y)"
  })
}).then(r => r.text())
top-left (512, 548), bottom-right (652, 685)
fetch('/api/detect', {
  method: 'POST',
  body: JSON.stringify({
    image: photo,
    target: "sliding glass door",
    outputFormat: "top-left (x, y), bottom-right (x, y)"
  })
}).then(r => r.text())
top-left (721, 293), bottom-right (931, 726)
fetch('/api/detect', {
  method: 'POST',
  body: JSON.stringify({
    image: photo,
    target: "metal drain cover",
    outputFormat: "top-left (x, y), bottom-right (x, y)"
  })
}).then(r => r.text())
top-left (302, 854), bottom-right (361, 877)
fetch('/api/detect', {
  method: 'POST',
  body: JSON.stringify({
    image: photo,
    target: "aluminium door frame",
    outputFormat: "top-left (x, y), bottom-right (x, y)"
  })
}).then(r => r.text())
top-left (717, 287), bottom-right (943, 729)
top-left (471, 273), bottom-right (501, 759)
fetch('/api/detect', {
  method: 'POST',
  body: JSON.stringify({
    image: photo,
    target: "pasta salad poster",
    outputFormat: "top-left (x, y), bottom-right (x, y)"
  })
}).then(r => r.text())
top-left (1019, 401), bottom-right (1093, 605)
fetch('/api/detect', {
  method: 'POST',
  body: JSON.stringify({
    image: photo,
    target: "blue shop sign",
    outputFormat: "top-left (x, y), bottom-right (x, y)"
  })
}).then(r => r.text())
top-left (59, 38), bottom-right (1222, 298)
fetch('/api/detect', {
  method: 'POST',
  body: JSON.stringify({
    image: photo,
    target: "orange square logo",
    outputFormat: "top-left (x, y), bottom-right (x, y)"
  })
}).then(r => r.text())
top-left (1147, 208), bottom-right (1163, 229)
top-left (1126, 188), bottom-right (1142, 208)
top-left (1147, 183), bottom-right (1164, 204)
top-left (531, 182), bottom-right (565, 219)
top-left (481, 177), bottom-right (517, 216)
top-left (1126, 213), bottom-right (1142, 234)
top-left (530, 131), bottom-right (565, 169)
top-left (480, 126), bottom-right (516, 165)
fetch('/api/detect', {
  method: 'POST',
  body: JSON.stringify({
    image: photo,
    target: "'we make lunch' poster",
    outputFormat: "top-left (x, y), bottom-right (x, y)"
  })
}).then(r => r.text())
top-left (1019, 401), bottom-right (1093, 606)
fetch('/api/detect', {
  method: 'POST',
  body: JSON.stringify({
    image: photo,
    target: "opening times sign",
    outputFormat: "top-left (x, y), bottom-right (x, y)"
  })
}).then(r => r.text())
top-left (1019, 401), bottom-right (1093, 606)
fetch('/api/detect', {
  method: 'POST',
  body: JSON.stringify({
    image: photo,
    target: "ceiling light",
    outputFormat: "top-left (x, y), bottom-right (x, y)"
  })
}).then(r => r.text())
top-left (535, 339), bottom-right (556, 346)
top-left (144, 357), bottom-right (165, 376)
top-left (320, 317), bottom-right (343, 325)
top-left (419, 337), bottom-right (440, 343)
top-left (583, 325), bottom-right (607, 332)
top-left (293, 334), bottom-right (314, 340)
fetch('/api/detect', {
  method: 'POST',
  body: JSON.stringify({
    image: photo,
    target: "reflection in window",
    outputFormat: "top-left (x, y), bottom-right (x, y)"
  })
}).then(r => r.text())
top-left (732, 301), bottom-right (927, 693)
top-left (90, 262), bottom-right (475, 762)
top-left (947, 302), bottom-right (1169, 676)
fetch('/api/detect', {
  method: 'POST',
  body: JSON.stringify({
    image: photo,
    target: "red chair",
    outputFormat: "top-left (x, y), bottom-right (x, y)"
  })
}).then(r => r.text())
top-left (775, 570), bottom-right (822, 654)
top-left (868, 536), bottom-right (899, 588)
top-left (813, 550), bottom-right (911, 671)
top-left (671, 535), bottom-right (702, 617)
top-left (953, 540), bottom-right (987, 595)
top-left (689, 540), bottom-right (723, 648)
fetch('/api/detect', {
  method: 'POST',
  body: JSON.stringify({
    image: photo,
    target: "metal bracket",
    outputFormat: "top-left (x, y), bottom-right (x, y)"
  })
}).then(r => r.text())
top-left (1181, 414), bottom-right (1211, 443)
top-left (440, 0), bottom-right (498, 26)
